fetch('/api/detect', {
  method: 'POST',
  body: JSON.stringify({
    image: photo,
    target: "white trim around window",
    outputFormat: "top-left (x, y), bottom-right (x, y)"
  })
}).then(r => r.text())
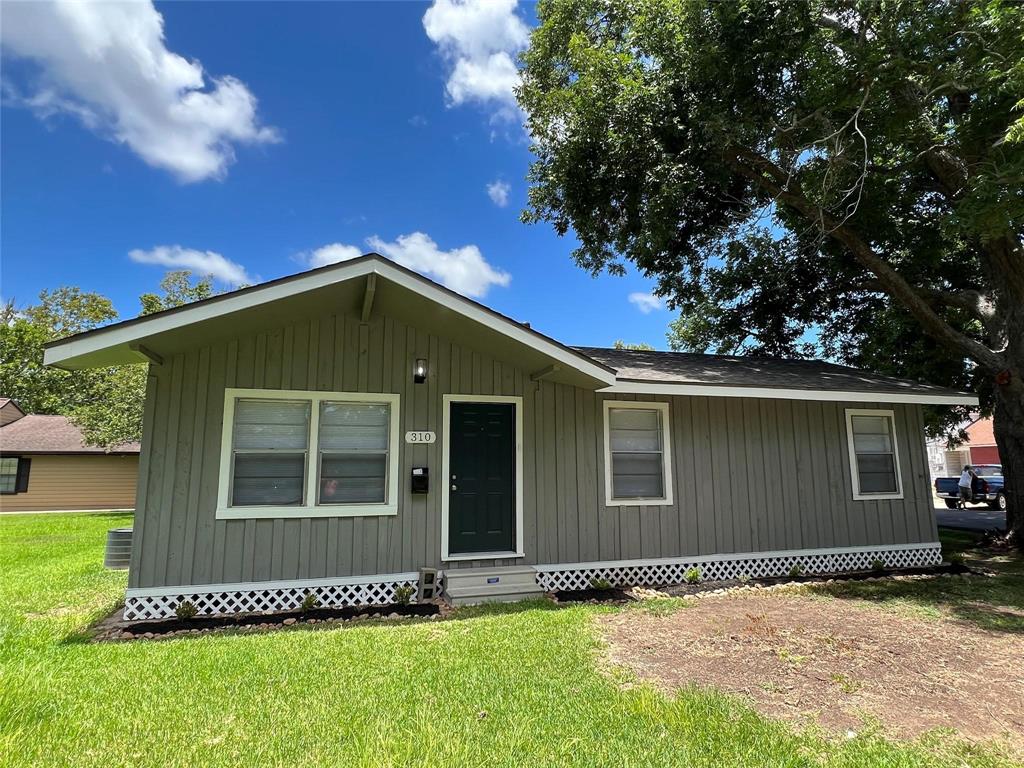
top-left (602, 400), bottom-right (674, 507)
top-left (845, 408), bottom-right (904, 501)
top-left (216, 388), bottom-right (401, 519)
top-left (440, 394), bottom-right (525, 562)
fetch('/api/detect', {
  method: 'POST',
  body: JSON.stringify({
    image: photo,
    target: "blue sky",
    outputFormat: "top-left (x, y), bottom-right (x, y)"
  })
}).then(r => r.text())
top-left (0, 0), bottom-right (672, 349)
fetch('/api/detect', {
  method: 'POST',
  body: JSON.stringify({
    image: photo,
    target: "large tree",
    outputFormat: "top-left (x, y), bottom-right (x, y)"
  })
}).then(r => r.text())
top-left (0, 271), bottom-right (217, 448)
top-left (519, 0), bottom-right (1024, 542)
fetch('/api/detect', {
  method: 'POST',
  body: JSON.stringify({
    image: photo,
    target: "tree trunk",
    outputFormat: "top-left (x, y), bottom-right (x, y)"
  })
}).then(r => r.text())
top-left (992, 382), bottom-right (1024, 545)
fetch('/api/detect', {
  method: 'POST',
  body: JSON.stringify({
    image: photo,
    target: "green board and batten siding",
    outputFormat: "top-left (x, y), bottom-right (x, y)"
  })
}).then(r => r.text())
top-left (129, 308), bottom-right (937, 590)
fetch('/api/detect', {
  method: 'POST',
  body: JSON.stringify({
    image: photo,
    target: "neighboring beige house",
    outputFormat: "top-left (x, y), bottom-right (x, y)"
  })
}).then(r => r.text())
top-left (0, 399), bottom-right (139, 513)
top-left (42, 254), bottom-right (977, 619)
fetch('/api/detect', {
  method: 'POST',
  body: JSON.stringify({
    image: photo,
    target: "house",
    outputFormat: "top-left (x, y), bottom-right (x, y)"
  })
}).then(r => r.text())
top-left (42, 254), bottom-right (977, 619)
top-left (0, 399), bottom-right (140, 513)
top-left (926, 416), bottom-right (1002, 481)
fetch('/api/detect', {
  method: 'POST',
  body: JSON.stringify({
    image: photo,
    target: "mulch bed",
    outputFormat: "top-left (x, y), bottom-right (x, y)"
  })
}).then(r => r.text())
top-left (552, 587), bottom-right (635, 603)
top-left (96, 602), bottom-right (441, 641)
top-left (599, 590), bottom-right (1024, 754)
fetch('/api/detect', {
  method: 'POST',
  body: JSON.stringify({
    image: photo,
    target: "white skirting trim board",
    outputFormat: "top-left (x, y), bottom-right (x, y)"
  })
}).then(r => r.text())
top-left (123, 542), bottom-right (942, 620)
top-left (123, 572), bottom-right (430, 621)
top-left (533, 542), bottom-right (943, 591)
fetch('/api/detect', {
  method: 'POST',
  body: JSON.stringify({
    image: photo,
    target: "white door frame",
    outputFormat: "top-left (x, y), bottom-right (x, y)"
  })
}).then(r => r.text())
top-left (440, 394), bottom-right (525, 562)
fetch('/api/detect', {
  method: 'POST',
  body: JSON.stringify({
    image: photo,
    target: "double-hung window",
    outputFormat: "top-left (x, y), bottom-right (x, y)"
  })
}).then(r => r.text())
top-left (845, 409), bottom-right (903, 500)
top-left (218, 389), bottom-right (400, 519)
top-left (0, 456), bottom-right (29, 495)
top-left (603, 401), bottom-right (673, 506)
top-left (0, 457), bottom-right (20, 494)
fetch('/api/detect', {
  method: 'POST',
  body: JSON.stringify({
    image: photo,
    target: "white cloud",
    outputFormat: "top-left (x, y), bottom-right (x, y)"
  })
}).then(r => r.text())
top-left (368, 232), bottom-right (511, 298)
top-left (129, 245), bottom-right (252, 286)
top-left (487, 179), bottom-right (510, 207)
top-left (628, 292), bottom-right (663, 314)
top-left (422, 0), bottom-right (529, 117)
top-left (306, 243), bottom-right (365, 268)
top-left (300, 232), bottom-right (510, 299)
top-left (0, 0), bottom-right (278, 182)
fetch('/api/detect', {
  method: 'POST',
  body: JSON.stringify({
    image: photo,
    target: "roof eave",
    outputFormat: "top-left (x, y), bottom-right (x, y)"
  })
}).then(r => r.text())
top-left (601, 379), bottom-right (978, 405)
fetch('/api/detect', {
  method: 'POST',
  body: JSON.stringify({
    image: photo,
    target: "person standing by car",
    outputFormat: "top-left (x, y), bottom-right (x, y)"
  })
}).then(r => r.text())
top-left (958, 465), bottom-right (975, 509)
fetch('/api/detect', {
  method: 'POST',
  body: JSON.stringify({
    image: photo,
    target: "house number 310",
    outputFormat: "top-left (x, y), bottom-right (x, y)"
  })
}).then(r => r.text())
top-left (405, 431), bottom-right (436, 444)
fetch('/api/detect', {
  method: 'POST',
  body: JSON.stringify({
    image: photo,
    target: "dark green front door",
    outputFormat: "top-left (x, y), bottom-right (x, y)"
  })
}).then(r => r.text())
top-left (448, 402), bottom-right (515, 554)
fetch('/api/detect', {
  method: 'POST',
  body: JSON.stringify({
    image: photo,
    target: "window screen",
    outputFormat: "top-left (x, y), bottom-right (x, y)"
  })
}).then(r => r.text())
top-left (850, 414), bottom-right (899, 494)
top-left (0, 457), bottom-right (18, 494)
top-left (318, 402), bottom-right (390, 504)
top-left (608, 407), bottom-right (666, 500)
top-left (230, 399), bottom-right (310, 506)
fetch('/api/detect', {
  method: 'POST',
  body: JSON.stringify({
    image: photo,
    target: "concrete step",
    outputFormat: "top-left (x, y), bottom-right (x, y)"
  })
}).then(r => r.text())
top-left (444, 565), bottom-right (538, 590)
top-left (443, 565), bottom-right (544, 606)
top-left (446, 583), bottom-right (545, 606)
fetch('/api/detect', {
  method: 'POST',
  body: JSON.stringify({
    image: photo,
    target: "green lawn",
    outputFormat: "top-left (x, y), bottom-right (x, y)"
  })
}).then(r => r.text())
top-left (0, 513), bottom-right (1018, 768)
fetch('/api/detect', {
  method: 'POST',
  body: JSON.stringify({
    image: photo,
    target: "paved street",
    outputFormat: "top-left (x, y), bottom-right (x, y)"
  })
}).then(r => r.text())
top-left (934, 503), bottom-right (1006, 532)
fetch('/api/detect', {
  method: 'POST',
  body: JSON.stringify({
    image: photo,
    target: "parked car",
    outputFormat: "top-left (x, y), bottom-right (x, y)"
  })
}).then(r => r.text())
top-left (934, 465), bottom-right (1006, 510)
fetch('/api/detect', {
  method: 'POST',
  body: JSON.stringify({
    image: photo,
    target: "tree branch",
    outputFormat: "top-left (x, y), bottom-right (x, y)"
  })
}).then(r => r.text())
top-left (726, 145), bottom-right (1006, 373)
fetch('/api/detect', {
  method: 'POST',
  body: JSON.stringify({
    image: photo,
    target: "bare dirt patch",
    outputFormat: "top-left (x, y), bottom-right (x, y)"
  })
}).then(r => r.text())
top-left (599, 593), bottom-right (1024, 752)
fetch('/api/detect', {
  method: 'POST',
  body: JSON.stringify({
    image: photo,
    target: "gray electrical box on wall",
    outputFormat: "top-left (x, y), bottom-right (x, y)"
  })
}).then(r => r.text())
top-left (411, 466), bottom-right (429, 494)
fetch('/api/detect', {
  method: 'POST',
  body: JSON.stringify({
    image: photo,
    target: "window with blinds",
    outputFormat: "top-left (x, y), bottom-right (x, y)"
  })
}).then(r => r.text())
top-left (318, 402), bottom-right (390, 504)
top-left (605, 403), bottom-right (672, 503)
top-left (220, 389), bottom-right (400, 517)
top-left (230, 399), bottom-right (310, 506)
top-left (846, 410), bottom-right (903, 499)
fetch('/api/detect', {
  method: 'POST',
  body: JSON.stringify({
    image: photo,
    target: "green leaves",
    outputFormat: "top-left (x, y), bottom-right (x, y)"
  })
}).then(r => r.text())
top-left (520, 0), bottom-right (1024, 436)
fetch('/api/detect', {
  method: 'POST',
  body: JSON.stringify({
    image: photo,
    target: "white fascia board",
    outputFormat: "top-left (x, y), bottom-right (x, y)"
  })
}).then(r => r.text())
top-left (600, 381), bottom-right (978, 406)
top-left (43, 259), bottom-right (376, 366)
top-left (43, 258), bottom-right (617, 385)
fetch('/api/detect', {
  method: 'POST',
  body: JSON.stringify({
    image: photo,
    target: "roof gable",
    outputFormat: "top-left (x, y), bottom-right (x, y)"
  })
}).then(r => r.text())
top-left (43, 254), bottom-right (616, 389)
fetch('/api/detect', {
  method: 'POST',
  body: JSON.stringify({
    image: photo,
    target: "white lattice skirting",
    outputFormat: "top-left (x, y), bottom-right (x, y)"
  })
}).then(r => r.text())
top-left (123, 572), bottom-right (434, 621)
top-left (533, 543), bottom-right (943, 592)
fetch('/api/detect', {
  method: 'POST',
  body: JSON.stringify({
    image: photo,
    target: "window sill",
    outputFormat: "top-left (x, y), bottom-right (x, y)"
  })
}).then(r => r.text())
top-left (606, 498), bottom-right (674, 507)
top-left (851, 493), bottom-right (904, 501)
top-left (216, 504), bottom-right (398, 520)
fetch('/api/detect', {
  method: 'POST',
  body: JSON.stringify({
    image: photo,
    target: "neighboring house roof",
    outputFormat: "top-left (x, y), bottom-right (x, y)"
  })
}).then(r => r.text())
top-left (41, 253), bottom-right (977, 406)
top-left (964, 416), bottom-right (996, 447)
top-left (0, 414), bottom-right (140, 455)
top-left (0, 398), bottom-right (27, 426)
top-left (579, 347), bottom-right (977, 405)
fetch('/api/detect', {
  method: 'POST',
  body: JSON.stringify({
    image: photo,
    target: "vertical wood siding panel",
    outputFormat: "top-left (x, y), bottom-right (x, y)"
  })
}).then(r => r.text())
top-left (774, 400), bottom-right (802, 550)
top-left (673, 396), bottom-right (697, 555)
top-left (741, 399), bottom-right (766, 554)
top-left (805, 402), bottom-right (831, 548)
top-left (690, 397), bottom-right (715, 555)
top-left (134, 368), bottom-right (166, 588)
top-left (726, 399), bottom-right (751, 553)
top-left (153, 354), bottom-right (184, 587)
top-left (575, 388), bottom-right (599, 562)
top-left (707, 398), bottom-right (730, 553)
top-left (128, 369), bottom-right (159, 588)
top-left (180, 346), bottom-right (210, 583)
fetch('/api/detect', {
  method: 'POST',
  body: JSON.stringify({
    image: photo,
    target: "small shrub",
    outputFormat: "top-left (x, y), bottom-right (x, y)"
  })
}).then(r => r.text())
top-left (299, 591), bottom-right (319, 614)
top-left (394, 584), bottom-right (415, 605)
top-left (737, 574), bottom-right (751, 584)
top-left (590, 577), bottom-right (613, 591)
top-left (870, 558), bottom-right (885, 572)
top-left (684, 566), bottom-right (701, 584)
top-left (788, 564), bottom-right (804, 579)
top-left (948, 552), bottom-right (965, 566)
top-left (175, 600), bottom-right (197, 620)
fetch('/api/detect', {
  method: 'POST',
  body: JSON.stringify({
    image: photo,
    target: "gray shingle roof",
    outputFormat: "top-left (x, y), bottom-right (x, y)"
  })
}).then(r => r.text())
top-left (0, 414), bottom-right (140, 454)
top-left (575, 346), bottom-right (971, 398)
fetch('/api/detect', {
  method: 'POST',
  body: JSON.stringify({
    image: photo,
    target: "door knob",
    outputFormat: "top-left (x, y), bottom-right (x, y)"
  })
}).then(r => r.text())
top-left (451, 484), bottom-right (458, 490)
